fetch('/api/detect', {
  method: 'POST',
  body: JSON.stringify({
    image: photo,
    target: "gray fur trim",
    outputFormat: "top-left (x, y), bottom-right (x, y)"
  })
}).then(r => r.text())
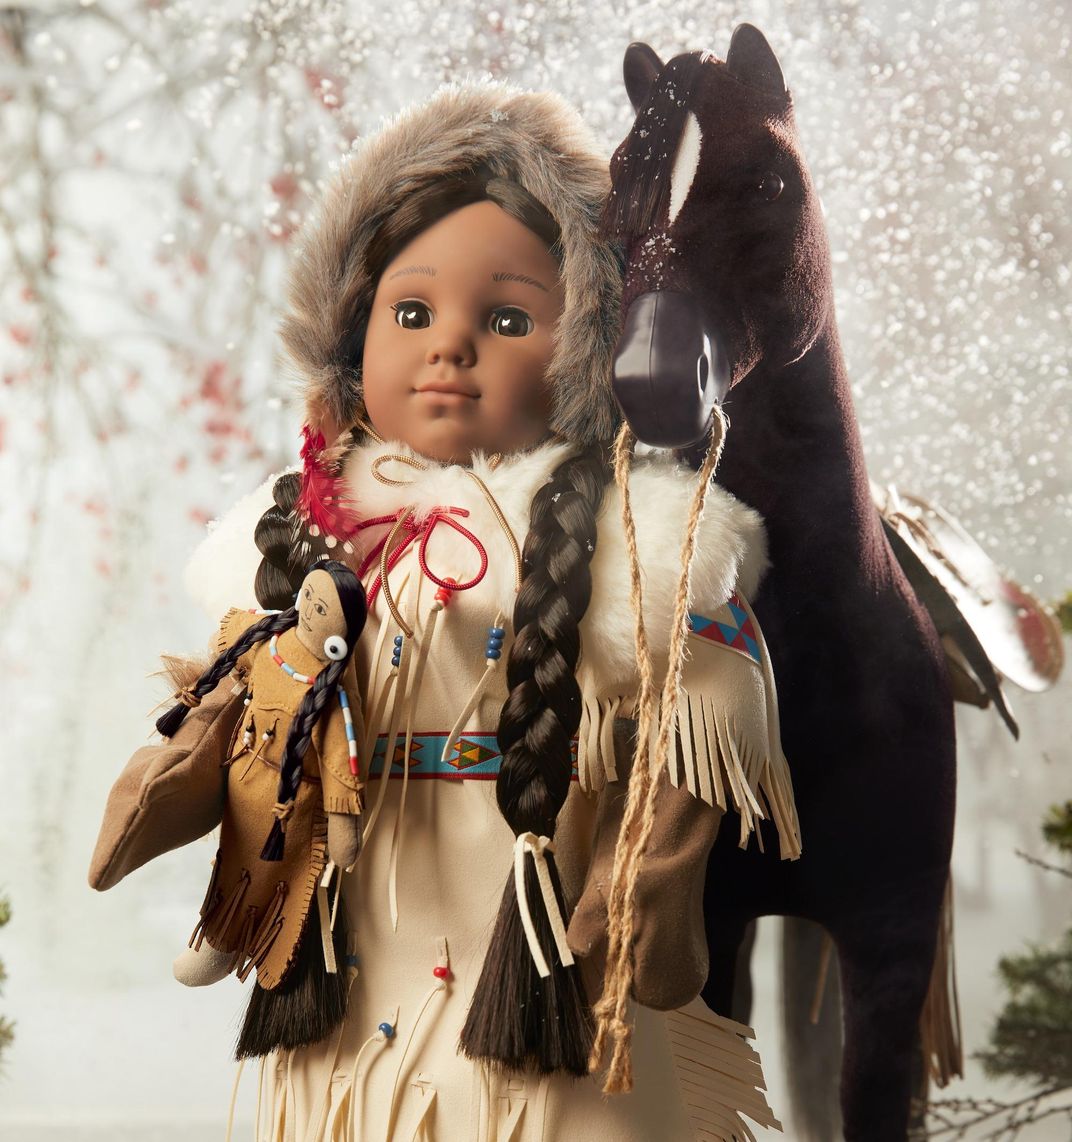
top-left (279, 81), bottom-right (621, 447)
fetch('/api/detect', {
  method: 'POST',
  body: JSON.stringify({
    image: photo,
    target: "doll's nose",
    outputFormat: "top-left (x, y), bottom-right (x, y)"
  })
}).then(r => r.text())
top-left (426, 322), bottom-right (476, 367)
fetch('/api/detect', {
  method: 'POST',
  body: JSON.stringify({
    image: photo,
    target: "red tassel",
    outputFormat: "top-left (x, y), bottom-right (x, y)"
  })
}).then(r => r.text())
top-left (296, 424), bottom-right (361, 543)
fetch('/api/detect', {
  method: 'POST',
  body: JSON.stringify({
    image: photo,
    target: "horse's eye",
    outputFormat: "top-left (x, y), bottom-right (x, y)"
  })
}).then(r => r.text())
top-left (758, 172), bottom-right (784, 202)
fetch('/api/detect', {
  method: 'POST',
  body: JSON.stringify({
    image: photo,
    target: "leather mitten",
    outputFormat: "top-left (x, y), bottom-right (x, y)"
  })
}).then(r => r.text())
top-left (89, 681), bottom-right (245, 891)
top-left (567, 718), bottom-right (724, 1011)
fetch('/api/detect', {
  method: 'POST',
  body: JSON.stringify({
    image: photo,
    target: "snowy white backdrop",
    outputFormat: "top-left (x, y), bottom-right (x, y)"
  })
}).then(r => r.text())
top-left (1, 0), bottom-right (1068, 1137)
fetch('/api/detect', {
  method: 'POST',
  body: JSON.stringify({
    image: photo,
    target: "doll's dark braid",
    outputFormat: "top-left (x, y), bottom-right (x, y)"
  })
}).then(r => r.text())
top-left (258, 658), bottom-right (347, 860)
top-left (254, 474), bottom-right (317, 610)
top-left (260, 561), bottom-right (368, 860)
top-left (155, 610), bottom-right (296, 739)
top-left (460, 442), bottom-right (611, 1076)
top-left (496, 445), bottom-right (610, 835)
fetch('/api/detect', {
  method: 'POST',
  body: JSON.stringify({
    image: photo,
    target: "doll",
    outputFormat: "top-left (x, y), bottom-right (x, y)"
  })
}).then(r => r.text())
top-left (93, 560), bottom-right (367, 1052)
top-left (94, 83), bottom-right (799, 1141)
top-left (166, 561), bottom-right (365, 1035)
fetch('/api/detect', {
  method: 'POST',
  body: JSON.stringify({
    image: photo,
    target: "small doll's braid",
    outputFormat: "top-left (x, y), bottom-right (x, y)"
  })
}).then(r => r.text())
top-left (259, 658), bottom-right (346, 861)
top-left (155, 610), bottom-right (296, 739)
top-left (460, 441), bottom-right (611, 1075)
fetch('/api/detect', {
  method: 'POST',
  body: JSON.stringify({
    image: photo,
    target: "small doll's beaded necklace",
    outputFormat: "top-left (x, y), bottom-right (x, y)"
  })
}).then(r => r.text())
top-left (269, 634), bottom-right (318, 684)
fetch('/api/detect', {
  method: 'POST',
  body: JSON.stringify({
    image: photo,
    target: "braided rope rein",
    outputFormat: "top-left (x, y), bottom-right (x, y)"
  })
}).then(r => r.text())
top-left (590, 410), bottom-right (728, 1093)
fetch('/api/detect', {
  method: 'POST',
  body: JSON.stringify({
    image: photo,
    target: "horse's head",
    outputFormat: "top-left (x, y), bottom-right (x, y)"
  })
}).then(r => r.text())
top-left (606, 26), bottom-right (832, 448)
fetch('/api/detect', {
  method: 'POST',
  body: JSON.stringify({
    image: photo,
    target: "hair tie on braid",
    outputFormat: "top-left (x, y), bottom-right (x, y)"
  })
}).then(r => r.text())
top-left (459, 443), bottom-right (611, 1076)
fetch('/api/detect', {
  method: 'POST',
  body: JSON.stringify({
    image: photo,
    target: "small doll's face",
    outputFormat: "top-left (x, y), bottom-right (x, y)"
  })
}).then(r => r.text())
top-left (362, 200), bottom-right (565, 464)
top-left (295, 568), bottom-right (346, 662)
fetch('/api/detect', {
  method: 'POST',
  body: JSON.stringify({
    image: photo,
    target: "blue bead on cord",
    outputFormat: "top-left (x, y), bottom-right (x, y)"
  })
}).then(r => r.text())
top-left (486, 626), bottom-right (504, 661)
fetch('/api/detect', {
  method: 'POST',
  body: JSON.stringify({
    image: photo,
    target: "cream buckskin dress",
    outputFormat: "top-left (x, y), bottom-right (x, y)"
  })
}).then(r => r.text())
top-left (191, 437), bottom-right (798, 1142)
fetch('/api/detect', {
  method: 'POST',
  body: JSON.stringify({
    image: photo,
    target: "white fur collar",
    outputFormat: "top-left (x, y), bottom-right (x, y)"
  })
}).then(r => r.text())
top-left (185, 439), bottom-right (768, 689)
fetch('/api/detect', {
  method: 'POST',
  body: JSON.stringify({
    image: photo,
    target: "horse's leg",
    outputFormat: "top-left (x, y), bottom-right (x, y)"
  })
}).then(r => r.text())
top-left (700, 909), bottom-right (751, 1018)
top-left (730, 920), bottom-right (757, 1022)
top-left (830, 885), bottom-right (944, 1142)
top-left (782, 916), bottom-right (843, 1141)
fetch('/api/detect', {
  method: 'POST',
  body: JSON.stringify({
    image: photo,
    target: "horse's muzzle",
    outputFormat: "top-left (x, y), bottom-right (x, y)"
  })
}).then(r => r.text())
top-left (612, 291), bottom-right (729, 448)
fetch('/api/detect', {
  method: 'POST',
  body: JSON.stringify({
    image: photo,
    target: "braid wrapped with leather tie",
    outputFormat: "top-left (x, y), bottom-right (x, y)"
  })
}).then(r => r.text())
top-left (460, 442), bottom-right (611, 1074)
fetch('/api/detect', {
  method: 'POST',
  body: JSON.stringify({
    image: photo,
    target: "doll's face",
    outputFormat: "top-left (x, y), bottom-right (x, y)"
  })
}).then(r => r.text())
top-left (295, 568), bottom-right (346, 663)
top-left (362, 200), bottom-right (564, 464)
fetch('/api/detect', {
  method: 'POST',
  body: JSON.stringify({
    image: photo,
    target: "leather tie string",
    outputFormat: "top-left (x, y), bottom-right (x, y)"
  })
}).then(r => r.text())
top-left (512, 832), bottom-right (574, 979)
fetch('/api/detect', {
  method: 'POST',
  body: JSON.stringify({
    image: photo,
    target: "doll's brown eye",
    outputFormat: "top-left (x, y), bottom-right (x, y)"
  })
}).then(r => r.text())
top-left (490, 307), bottom-right (533, 337)
top-left (315, 603), bottom-right (326, 615)
top-left (392, 301), bottom-right (432, 329)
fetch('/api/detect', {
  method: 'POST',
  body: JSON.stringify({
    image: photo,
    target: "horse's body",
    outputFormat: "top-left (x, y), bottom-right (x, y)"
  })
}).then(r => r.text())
top-left (605, 30), bottom-right (956, 1140)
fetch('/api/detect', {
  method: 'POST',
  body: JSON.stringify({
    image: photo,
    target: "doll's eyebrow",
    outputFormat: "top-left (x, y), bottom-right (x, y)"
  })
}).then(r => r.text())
top-left (492, 271), bottom-right (549, 292)
top-left (387, 264), bottom-right (437, 280)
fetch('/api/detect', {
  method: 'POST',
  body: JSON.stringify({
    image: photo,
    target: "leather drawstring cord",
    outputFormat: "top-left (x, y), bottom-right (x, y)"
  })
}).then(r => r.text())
top-left (354, 506), bottom-right (487, 637)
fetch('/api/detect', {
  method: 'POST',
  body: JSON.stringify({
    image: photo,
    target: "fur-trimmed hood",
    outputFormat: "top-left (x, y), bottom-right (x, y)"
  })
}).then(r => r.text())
top-left (279, 82), bottom-right (622, 447)
top-left (186, 441), bottom-right (768, 691)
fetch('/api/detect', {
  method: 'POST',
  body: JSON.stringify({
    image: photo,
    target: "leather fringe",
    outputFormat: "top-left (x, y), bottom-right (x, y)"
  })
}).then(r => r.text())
top-left (237, 882), bottom-right (289, 983)
top-left (670, 694), bottom-right (802, 860)
top-left (576, 693), bottom-right (624, 792)
top-left (666, 999), bottom-right (783, 1141)
top-left (190, 850), bottom-right (223, 950)
top-left (919, 876), bottom-right (964, 1087)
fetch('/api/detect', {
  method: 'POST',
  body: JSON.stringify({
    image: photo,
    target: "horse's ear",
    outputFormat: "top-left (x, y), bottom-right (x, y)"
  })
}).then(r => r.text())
top-left (623, 42), bottom-right (664, 111)
top-left (726, 24), bottom-right (787, 96)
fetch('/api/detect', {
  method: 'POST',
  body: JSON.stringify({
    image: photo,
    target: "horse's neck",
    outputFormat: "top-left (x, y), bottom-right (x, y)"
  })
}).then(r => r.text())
top-left (718, 322), bottom-right (885, 583)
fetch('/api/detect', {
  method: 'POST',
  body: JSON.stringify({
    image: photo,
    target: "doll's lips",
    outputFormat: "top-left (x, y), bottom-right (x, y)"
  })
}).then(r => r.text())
top-left (415, 381), bottom-right (479, 398)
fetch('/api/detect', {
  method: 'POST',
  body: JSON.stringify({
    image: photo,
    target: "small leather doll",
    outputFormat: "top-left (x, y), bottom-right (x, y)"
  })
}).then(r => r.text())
top-left (95, 559), bottom-right (367, 1054)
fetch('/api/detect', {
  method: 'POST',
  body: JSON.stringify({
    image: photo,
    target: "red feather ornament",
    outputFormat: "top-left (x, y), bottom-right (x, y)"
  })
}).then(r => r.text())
top-left (296, 424), bottom-right (360, 542)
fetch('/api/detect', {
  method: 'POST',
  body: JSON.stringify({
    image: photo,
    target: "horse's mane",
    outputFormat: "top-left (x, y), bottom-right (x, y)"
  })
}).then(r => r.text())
top-left (600, 52), bottom-right (707, 243)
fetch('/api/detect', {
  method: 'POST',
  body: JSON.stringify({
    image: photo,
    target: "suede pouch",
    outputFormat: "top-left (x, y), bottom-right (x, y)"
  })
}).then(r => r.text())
top-left (567, 718), bottom-right (723, 1011)
top-left (89, 681), bottom-right (245, 891)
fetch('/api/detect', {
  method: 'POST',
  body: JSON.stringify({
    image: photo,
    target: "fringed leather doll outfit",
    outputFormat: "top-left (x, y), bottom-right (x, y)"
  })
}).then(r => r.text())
top-left (91, 81), bottom-right (802, 1140)
top-left (194, 614), bottom-right (363, 988)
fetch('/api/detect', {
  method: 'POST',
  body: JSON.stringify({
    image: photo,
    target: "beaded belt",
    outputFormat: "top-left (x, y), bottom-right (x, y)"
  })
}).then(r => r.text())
top-left (368, 733), bottom-right (580, 781)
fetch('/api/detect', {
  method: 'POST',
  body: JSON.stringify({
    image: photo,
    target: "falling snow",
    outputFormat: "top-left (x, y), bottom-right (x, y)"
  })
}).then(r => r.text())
top-left (0, 1), bottom-right (1069, 1138)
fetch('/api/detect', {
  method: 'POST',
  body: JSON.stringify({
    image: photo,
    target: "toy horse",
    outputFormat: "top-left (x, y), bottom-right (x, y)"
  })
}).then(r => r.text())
top-left (604, 26), bottom-right (957, 1140)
